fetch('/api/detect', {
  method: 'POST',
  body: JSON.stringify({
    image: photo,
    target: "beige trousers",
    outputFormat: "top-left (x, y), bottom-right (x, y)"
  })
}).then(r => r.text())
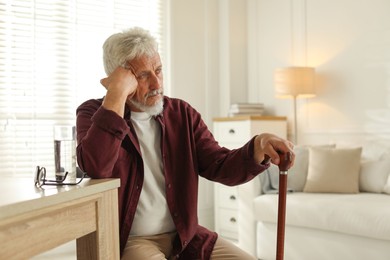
top-left (121, 232), bottom-right (256, 260)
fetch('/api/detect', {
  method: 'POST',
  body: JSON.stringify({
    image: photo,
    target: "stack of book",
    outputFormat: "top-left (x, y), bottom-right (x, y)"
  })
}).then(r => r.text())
top-left (228, 103), bottom-right (265, 117)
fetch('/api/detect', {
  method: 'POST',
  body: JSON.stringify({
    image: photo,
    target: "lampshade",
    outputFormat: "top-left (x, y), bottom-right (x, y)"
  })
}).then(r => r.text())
top-left (274, 67), bottom-right (316, 98)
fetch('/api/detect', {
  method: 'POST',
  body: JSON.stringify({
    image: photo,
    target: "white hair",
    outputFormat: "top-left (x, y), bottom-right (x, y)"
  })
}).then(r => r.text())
top-left (102, 27), bottom-right (158, 75)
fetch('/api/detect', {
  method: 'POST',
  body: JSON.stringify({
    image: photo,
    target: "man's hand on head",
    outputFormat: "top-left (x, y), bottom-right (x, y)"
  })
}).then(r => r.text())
top-left (100, 66), bottom-right (138, 117)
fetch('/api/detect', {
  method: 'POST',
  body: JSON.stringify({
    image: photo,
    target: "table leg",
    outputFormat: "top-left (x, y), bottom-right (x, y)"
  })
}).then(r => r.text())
top-left (77, 189), bottom-right (120, 259)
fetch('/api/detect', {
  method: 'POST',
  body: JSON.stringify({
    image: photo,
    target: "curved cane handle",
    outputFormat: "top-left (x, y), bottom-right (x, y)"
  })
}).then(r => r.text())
top-left (278, 152), bottom-right (293, 172)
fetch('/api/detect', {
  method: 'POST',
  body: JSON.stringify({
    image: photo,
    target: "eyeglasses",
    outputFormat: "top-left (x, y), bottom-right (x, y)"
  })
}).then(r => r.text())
top-left (34, 166), bottom-right (86, 187)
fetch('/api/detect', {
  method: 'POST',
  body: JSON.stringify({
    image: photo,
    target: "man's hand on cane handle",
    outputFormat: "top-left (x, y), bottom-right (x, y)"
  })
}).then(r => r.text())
top-left (254, 133), bottom-right (295, 168)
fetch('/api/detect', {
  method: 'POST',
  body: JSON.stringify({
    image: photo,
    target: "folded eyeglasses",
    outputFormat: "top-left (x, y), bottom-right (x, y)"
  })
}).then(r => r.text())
top-left (34, 166), bottom-right (86, 187)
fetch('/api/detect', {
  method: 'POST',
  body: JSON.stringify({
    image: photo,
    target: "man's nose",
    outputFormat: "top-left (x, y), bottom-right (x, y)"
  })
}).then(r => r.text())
top-left (149, 73), bottom-right (161, 89)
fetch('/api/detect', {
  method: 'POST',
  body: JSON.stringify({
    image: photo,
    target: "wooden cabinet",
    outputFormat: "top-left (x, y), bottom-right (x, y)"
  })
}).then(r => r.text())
top-left (213, 116), bottom-right (287, 243)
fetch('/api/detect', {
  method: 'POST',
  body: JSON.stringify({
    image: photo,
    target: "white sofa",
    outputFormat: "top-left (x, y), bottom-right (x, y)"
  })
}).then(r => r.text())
top-left (237, 143), bottom-right (390, 260)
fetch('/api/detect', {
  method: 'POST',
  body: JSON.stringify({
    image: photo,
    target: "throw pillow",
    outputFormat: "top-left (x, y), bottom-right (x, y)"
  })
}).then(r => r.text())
top-left (383, 174), bottom-right (390, 194)
top-left (286, 145), bottom-right (309, 192)
top-left (359, 159), bottom-right (390, 193)
top-left (259, 144), bottom-right (335, 193)
top-left (303, 147), bottom-right (362, 193)
top-left (288, 144), bottom-right (336, 191)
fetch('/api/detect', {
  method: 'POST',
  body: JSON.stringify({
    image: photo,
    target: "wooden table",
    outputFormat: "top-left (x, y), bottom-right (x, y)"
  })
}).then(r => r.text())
top-left (0, 177), bottom-right (120, 259)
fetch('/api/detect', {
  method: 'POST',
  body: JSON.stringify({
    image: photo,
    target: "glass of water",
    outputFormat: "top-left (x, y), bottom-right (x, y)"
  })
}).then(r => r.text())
top-left (53, 125), bottom-right (77, 183)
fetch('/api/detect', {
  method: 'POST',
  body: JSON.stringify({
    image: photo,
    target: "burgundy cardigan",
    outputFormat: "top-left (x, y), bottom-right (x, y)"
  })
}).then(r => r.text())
top-left (76, 96), bottom-right (268, 259)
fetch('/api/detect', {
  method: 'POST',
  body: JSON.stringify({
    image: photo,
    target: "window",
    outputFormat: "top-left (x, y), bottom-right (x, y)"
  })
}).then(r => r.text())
top-left (0, 0), bottom-right (168, 177)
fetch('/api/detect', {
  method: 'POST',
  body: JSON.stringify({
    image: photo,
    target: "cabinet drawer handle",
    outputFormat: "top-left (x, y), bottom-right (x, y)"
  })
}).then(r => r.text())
top-left (229, 195), bottom-right (236, 200)
top-left (228, 129), bottom-right (235, 134)
top-left (230, 217), bottom-right (237, 223)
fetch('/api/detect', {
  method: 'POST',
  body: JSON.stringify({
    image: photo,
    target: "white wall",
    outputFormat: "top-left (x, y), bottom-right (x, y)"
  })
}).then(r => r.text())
top-left (255, 0), bottom-right (390, 145)
top-left (170, 0), bottom-right (390, 146)
top-left (170, 0), bottom-right (251, 126)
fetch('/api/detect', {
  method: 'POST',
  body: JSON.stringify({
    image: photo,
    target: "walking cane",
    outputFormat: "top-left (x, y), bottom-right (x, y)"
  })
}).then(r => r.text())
top-left (276, 152), bottom-right (292, 260)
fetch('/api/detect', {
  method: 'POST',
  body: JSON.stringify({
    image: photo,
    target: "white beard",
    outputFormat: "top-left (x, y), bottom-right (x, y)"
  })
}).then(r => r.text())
top-left (129, 96), bottom-right (164, 116)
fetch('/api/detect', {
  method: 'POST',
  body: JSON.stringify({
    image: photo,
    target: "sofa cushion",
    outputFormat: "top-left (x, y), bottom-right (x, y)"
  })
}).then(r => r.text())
top-left (253, 193), bottom-right (390, 241)
top-left (360, 159), bottom-right (390, 193)
top-left (384, 174), bottom-right (390, 194)
top-left (303, 147), bottom-right (362, 193)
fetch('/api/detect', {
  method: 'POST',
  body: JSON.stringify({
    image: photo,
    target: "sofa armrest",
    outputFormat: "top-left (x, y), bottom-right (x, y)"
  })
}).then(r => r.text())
top-left (237, 176), bottom-right (261, 256)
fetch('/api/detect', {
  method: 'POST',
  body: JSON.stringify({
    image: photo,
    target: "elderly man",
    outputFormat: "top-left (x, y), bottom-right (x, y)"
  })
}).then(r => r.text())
top-left (76, 27), bottom-right (294, 260)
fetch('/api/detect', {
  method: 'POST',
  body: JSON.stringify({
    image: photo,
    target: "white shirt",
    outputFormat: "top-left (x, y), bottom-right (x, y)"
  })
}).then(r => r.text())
top-left (129, 111), bottom-right (176, 236)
